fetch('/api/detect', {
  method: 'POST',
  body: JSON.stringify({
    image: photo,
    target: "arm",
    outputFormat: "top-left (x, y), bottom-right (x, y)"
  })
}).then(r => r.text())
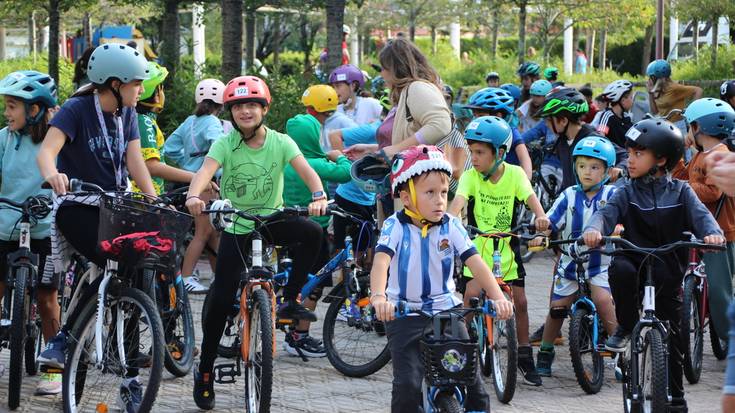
top-left (185, 157), bottom-right (220, 215)
top-left (583, 187), bottom-right (627, 246)
top-left (682, 183), bottom-right (724, 240)
top-left (37, 127), bottom-right (69, 194)
top-left (329, 130), bottom-right (344, 151)
top-left (692, 86), bottom-right (703, 100)
top-left (317, 153), bottom-right (353, 183)
top-left (290, 154), bottom-right (328, 215)
top-left (449, 194), bottom-right (467, 217)
top-left (369, 251), bottom-right (394, 321)
top-left (515, 143), bottom-right (533, 180)
top-left (126, 140), bottom-right (157, 196)
top-left (145, 159), bottom-right (196, 183)
top-left (162, 127), bottom-right (185, 166)
top-left (525, 193), bottom-right (549, 231)
top-left (447, 145), bottom-right (468, 181)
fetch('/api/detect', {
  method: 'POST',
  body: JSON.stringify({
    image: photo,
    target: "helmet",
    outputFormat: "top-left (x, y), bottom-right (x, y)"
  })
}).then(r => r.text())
top-left (223, 75), bottom-right (271, 107)
top-left (329, 64), bottom-right (365, 88)
top-left (530, 79), bottom-right (552, 97)
top-left (646, 59), bottom-right (671, 79)
top-left (573, 136), bottom-right (616, 168)
top-left (342, 24), bottom-right (351, 35)
top-left (0, 70), bottom-right (57, 108)
top-left (87, 44), bottom-right (149, 84)
top-left (371, 76), bottom-right (386, 97)
top-left (195, 78), bottom-right (226, 104)
top-left (464, 116), bottom-right (513, 178)
top-left (351, 153), bottom-right (391, 194)
top-left (485, 71), bottom-right (500, 82)
top-left (543, 67), bottom-right (559, 81)
top-left (301, 85), bottom-right (339, 113)
top-left (602, 79), bottom-right (633, 103)
top-left (536, 87), bottom-right (589, 119)
top-left (720, 80), bottom-right (735, 102)
top-left (500, 83), bottom-right (522, 102)
top-left (517, 62), bottom-right (541, 77)
top-left (140, 62), bottom-right (168, 101)
top-left (625, 118), bottom-right (684, 171)
top-left (684, 98), bottom-right (735, 139)
top-left (443, 84), bottom-right (454, 99)
top-left (464, 87), bottom-right (515, 117)
top-left (390, 145), bottom-right (452, 197)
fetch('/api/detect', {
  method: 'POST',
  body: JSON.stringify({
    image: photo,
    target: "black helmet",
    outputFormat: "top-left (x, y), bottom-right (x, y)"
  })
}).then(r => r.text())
top-left (443, 84), bottom-right (454, 100)
top-left (535, 87), bottom-right (589, 120)
top-left (720, 80), bottom-right (735, 102)
top-left (625, 118), bottom-right (684, 171)
top-left (516, 62), bottom-right (541, 77)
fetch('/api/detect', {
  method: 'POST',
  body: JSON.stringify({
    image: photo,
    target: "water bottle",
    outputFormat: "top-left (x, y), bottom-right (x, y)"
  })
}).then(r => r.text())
top-left (492, 250), bottom-right (502, 278)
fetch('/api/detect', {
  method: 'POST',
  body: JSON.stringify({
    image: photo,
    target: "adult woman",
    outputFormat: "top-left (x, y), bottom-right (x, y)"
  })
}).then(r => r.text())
top-left (647, 59), bottom-right (702, 134)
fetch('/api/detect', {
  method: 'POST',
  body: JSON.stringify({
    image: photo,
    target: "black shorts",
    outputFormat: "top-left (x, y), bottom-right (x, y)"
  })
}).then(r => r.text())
top-left (0, 238), bottom-right (57, 289)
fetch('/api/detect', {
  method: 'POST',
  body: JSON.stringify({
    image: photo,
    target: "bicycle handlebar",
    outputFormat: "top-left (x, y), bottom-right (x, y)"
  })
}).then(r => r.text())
top-left (394, 299), bottom-right (497, 318)
top-left (41, 178), bottom-right (105, 193)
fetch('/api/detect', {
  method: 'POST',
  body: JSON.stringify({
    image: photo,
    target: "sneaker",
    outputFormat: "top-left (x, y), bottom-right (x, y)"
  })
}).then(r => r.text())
top-left (530, 324), bottom-right (564, 346)
top-left (184, 276), bottom-right (209, 294)
top-left (669, 397), bottom-right (688, 412)
top-left (336, 306), bottom-right (350, 322)
top-left (193, 367), bottom-right (215, 410)
top-left (536, 349), bottom-right (555, 377)
top-left (605, 327), bottom-right (631, 353)
top-left (277, 300), bottom-right (317, 322)
top-left (518, 346), bottom-right (542, 386)
top-left (35, 372), bottom-right (62, 395)
top-left (118, 377), bottom-right (143, 413)
top-left (283, 332), bottom-right (326, 358)
top-left (38, 331), bottom-right (67, 369)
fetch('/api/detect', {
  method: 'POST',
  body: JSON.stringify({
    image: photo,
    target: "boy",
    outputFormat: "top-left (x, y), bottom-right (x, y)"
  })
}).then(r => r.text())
top-left (370, 145), bottom-right (513, 412)
top-left (596, 80), bottom-right (635, 149)
top-left (516, 79), bottom-right (552, 133)
top-left (529, 136), bottom-right (619, 376)
top-left (449, 116), bottom-right (550, 386)
top-left (672, 98), bottom-right (735, 343)
top-left (517, 62), bottom-right (541, 104)
top-left (486, 71), bottom-right (500, 88)
top-left (583, 118), bottom-right (725, 411)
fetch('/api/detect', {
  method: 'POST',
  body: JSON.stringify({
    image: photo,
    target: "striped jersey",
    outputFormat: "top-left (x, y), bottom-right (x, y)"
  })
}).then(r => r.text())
top-left (547, 185), bottom-right (617, 280)
top-left (375, 211), bottom-right (477, 313)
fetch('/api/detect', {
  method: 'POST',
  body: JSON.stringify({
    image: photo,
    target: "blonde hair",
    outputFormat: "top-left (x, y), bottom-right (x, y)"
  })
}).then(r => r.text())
top-left (379, 38), bottom-right (442, 104)
top-left (651, 77), bottom-right (672, 98)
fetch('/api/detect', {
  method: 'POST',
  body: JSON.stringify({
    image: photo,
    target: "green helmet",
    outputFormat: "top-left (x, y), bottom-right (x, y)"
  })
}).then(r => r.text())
top-left (87, 44), bottom-right (149, 85)
top-left (535, 87), bottom-right (589, 119)
top-left (140, 62), bottom-right (168, 101)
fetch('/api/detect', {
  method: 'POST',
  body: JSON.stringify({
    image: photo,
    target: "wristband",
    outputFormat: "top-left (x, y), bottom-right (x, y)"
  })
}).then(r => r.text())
top-left (186, 195), bottom-right (201, 201)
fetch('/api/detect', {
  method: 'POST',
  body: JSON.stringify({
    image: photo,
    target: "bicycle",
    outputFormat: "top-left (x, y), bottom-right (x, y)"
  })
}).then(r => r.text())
top-left (0, 194), bottom-right (52, 410)
top-left (588, 234), bottom-right (724, 413)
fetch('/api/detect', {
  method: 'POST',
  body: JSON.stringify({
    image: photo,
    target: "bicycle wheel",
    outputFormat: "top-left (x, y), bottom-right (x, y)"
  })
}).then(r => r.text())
top-left (489, 311), bottom-right (517, 404)
top-left (202, 286), bottom-right (241, 359)
top-left (25, 311), bottom-right (41, 375)
top-left (710, 317), bottom-right (729, 360)
top-left (155, 273), bottom-right (195, 377)
top-left (639, 329), bottom-right (668, 413)
top-left (681, 276), bottom-right (703, 383)
top-left (245, 288), bottom-right (273, 413)
top-left (322, 272), bottom-right (391, 377)
top-left (8, 266), bottom-right (29, 410)
top-left (474, 313), bottom-right (492, 377)
top-left (569, 308), bottom-right (604, 394)
top-left (63, 287), bottom-right (165, 413)
top-left (434, 392), bottom-right (462, 413)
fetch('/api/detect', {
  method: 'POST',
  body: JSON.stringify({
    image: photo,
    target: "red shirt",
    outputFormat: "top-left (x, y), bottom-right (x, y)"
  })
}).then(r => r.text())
top-left (582, 103), bottom-right (598, 124)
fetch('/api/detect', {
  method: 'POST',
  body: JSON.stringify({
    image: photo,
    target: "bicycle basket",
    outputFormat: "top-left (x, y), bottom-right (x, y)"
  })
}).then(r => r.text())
top-left (97, 193), bottom-right (192, 263)
top-left (420, 338), bottom-right (478, 387)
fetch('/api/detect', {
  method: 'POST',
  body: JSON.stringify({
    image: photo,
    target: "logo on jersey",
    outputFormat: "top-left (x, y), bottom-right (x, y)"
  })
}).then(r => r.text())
top-left (597, 200), bottom-right (607, 209)
top-left (438, 238), bottom-right (450, 254)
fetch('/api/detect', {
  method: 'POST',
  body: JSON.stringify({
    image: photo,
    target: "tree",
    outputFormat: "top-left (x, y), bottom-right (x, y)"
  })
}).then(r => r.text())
top-left (325, 0), bottom-right (345, 74)
top-left (674, 0), bottom-right (735, 67)
top-left (221, 0), bottom-right (243, 81)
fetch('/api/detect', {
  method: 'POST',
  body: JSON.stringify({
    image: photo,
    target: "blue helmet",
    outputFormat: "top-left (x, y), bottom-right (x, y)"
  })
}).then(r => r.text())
top-left (500, 83), bottom-right (522, 102)
top-left (646, 59), bottom-right (671, 79)
top-left (0, 70), bottom-right (58, 126)
top-left (464, 87), bottom-right (515, 117)
top-left (87, 44), bottom-right (149, 85)
top-left (350, 153), bottom-right (391, 194)
top-left (684, 98), bottom-right (735, 139)
top-left (572, 136), bottom-right (617, 192)
top-left (530, 79), bottom-right (553, 96)
top-left (464, 116), bottom-right (513, 178)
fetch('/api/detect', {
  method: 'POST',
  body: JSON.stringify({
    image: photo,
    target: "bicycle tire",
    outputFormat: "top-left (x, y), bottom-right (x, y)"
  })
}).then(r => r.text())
top-left (475, 313), bottom-right (491, 377)
top-left (63, 287), bottom-right (165, 413)
top-left (639, 329), bottom-right (668, 413)
top-left (434, 392), bottom-right (462, 413)
top-left (25, 315), bottom-right (41, 375)
top-left (490, 310), bottom-right (517, 404)
top-left (245, 288), bottom-right (273, 413)
top-left (8, 266), bottom-right (29, 410)
top-left (681, 276), bottom-right (703, 383)
top-left (322, 274), bottom-right (391, 377)
top-left (710, 318), bottom-right (729, 360)
top-left (202, 286), bottom-right (241, 358)
top-left (569, 308), bottom-right (604, 394)
top-left (155, 273), bottom-right (195, 377)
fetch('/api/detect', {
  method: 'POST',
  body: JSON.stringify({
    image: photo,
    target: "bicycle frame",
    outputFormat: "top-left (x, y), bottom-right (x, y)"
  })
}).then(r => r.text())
top-left (685, 248), bottom-right (710, 329)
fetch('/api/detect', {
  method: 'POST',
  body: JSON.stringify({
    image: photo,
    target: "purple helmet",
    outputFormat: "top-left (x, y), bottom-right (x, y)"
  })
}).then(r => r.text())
top-left (329, 64), bottom-right (365, 88)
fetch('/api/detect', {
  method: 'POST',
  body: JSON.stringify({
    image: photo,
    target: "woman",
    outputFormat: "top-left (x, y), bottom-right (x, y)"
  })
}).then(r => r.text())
top-left (647, 59), bottom-right (702, 135)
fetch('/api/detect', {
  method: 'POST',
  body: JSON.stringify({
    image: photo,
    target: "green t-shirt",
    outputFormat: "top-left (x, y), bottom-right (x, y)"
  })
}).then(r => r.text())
top-left (457, 163), bottom-right (533, 281)
top-left (135, 112), bottom-right (165, 194)
top-left (207, 127), bottom-right (302, 234)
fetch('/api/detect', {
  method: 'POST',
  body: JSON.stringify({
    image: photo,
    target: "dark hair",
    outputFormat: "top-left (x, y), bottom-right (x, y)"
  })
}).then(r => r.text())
top-left (28, 108), bottom-right (50, 144)
top-left (72, 47), bottom-right (95, 87)
top-left (466, 139), bottom-right (497, 155)
top-left (379, 38), bottom-right (441, 104)
top-left (579, 86), bottom-right (593, 98)
top-left (194, 99), bottom-right (223, 117)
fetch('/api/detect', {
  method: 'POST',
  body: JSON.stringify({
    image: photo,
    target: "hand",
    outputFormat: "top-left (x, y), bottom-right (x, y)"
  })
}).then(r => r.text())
top-left (207, 181), bottom-right (220, 194)
top-left (382, 145), bottom-right (399, 159)
top-left (704, 234), bottom-right (726, 246)
top-left (373, 297), bottom-right (396, 322)
top-left (534, 215), bottom-right (550, 232)
top-left (583, 230), bottom-right (602, 248)
top-left (45, 172), bottom-right (69, 196)
top-left (609, 167), bottom-right (623, 182)
top-left (705, 151), bottom-right (735, 196)
top-left (528, 236), bottom-right (546, 248)
top-left (326, 150), bottom-right (343, 162)
top-left (344, 144), bottom-right (375, 161)
top-left (612, 224), bottom-right (625, 237)
top-left (646, 78), bottom-right (654, 92)
top-left (186, 196), bottom-right (206, 216)
top-left (492, 298), bottom-right (514, 320)
top-left (308, 198), bottom-right (328, 216)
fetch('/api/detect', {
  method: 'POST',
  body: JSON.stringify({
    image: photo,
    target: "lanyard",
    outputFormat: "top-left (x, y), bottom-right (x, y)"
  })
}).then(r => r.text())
top-left (93, 92), bottom-right (126, 189)
top-left (190, 116), bottom-right (200, 152)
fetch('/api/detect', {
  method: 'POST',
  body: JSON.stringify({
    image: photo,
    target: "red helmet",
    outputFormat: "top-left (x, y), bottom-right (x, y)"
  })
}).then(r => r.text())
top-left (390, 145), bottom-right (452, 198)
top-left (223, 75), bottom-right (271, 107)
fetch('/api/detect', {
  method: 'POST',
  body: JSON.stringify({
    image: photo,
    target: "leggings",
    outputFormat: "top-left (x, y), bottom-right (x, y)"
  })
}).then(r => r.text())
top-left (199, 216), bottom-right (322, 372)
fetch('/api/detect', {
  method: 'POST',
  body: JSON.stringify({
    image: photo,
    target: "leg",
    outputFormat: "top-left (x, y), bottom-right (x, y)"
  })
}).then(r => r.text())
top-left (654, 264), bottom-right (686, 401)
top-left (181, 214), bottom-right (214, 277)
top-left (608, 256), bottom-right (640, 333)
top-left (36, 288), bottom-right (60, 341)
top-left (206, 230), bottom-right (219, 271)
top-left (386, 315), bottom-right (427, 413)
top-left (590, 284), bottom-right (617, 336)
top-left (513, 284), bottom-right (530, 346)
top-left (542, 295), bottom-right (574, 345)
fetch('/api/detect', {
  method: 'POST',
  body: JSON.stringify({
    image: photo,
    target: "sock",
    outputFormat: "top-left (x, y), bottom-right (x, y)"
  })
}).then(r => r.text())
top-left (540, 342), bottom-right (554, 353)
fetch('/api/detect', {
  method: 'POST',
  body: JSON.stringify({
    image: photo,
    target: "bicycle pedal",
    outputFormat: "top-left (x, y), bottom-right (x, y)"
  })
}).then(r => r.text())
top-left (599, 350), bottom-right (614, 358)
top-left (276, 317), bottom-right (295, 326)
top-left (213, 363), bottom-right (239, 384)
top-left (40, 365), bottom-right (63, 374)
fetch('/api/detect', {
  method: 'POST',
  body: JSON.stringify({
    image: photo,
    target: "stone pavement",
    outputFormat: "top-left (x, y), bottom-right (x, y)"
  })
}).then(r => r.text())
top-left (0, 250), bottom-right (725, 412)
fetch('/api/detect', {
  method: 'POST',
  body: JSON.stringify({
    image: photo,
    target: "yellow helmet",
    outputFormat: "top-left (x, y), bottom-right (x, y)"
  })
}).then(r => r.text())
top-left (301, 85), bottom-right (339, 113)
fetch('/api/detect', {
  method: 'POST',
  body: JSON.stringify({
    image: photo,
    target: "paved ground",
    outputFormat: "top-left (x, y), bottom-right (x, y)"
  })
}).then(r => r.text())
top-left (0, 250), bottom-right (726, 412)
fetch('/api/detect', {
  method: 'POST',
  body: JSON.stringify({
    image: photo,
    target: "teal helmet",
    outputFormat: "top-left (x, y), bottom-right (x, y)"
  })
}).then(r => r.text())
top-left (87, 44), bottom-right (149, 85)
top-left (517, 62), bottom-right (541, 77)
top-left (464, 116), bottom-right (513, 179)
top-left (543, 67), bottom-right (559, 81)
top-left (646, 59), bottom-right (671, 79)
top-left (530, 79), bottom-right (553, 96)
top-left (684, 98), bottom-right (735, 139)
top-left (572, 136), bottom-right (616, 192)
top-left (0, 70), bottom-right (58, 125)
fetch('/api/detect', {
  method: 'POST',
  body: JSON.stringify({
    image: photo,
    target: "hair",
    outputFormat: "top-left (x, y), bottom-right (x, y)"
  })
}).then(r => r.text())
top-left (579, 86), bottom-right (593, 99)
top-left (72, 47), bottom-right (95, 87)
top-left (466, 139), bottom-right (497, 155)
top-left (378, 38), bottom-right (442, 104)
top-left (194, 99), bottom-right (223, 117)
top-left (6, 96), bottom-right (51, 144)
top-left (397, 170), bottom-right (450, 195)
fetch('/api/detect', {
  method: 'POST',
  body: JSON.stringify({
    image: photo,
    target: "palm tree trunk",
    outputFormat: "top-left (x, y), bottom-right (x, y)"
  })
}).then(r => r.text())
top-left (160, 0), bottom-right (180, 82)
top-left (221, 0), bottom-right (243, 81)
top-left (325, 0), bottom-right (345, 74)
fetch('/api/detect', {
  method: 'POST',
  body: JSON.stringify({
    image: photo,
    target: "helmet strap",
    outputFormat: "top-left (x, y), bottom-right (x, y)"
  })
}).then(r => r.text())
top-left (403, 178), bottom-right (439, 238)
top-left (482, 149), bottom-right (506, 181)
top-left (111, 85), bottom-right (124, 115)
top-left (574, 169), bottom-right (609, 193)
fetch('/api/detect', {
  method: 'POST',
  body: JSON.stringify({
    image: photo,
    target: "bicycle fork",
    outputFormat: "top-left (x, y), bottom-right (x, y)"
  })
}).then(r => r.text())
top-left (94, 260), bottom-right (124, 369)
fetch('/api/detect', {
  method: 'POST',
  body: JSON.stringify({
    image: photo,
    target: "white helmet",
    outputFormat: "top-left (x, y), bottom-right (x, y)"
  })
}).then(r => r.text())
top-left (195, 78), bottom-right (226, 104)
top-left (602, 79), bottom-right (633, 103)
top-left (343, 24), bottom-right (351, 35)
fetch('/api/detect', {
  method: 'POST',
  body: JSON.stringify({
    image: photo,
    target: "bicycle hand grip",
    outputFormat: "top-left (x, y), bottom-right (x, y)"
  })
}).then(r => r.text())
top-left (482, 300), bottom-right (497, 317)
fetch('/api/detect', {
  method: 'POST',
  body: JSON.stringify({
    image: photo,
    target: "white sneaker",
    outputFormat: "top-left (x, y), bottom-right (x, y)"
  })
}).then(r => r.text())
top-left (336, 306), bottom-right (350, 322)
top-left (184, 276), bottom-right (209, 294)
top-left (35, 372), bottom-right (62, 395)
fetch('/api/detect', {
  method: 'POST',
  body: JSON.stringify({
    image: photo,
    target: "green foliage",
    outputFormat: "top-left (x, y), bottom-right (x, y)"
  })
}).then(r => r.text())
top-left (672, 45), bottom-right (735, 81)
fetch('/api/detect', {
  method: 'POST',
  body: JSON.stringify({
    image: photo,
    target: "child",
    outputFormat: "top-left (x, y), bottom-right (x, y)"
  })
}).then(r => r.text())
top-left (583, 118), bottom-right (724, 411)
top-left (163, 78), bottom-right (228, 294)
top-left (516, 79), bottom-right (552, 133)
top-left (448, 116), bottom-right (550, 386)
top-left (529, 136), bottom-right (619, 376)
top-left (370, 145), bottom-right (514, 412)
top-left (329, 64), bottom-right (382, 125)
top-left (0, 70), bottom-right (61, 395)
top-left (720, 80), bottom-right (735, 111)
top-left (185, 76), bottom-right (328, 410)
top-left (596, 80), bottom-right (635, 153)
top-left (486, 71), bottom-right (500, 88)
top-left (517, 62), bottom-right (541, 104)
top-left (672, 98), bottom-right (735, 343)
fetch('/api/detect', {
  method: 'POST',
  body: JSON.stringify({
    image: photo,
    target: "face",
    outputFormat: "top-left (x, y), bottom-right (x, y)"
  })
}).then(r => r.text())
top-left (575, 156), bottom-right (606, 189)
top-left (117, 80), bottom-right (144, 107)
top-left (531, 95), bottom-right (545, 107)
top-left (620, 92), bottom-right (633, 111)
top-left (400, 172), bottom-right (449, 222)
top-left (487, 79), bottom-right (499, 88)
top-left (3, 96), bottom-right (27, 131)
top-left (230, 102), bottom-right (268, 130)
top-left (443, 93), bottom-right (453, 108)
top-left (331, 82), bottom-right (353, 104)
top-left (521, 75), bottom-right (536, 89)
top-left (380, 65), bottom-right (395, 88)
top-left (545, 116), bottom-right (568, 135)
top-left (627, 146), bottom-right (665, 178)
top-left (468, 141), bottom-right (499, 173)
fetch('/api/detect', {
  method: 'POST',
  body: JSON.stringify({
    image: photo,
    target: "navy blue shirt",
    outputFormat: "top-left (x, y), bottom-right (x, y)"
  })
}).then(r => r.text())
top-left (49, 95), bottom-right (139, 191)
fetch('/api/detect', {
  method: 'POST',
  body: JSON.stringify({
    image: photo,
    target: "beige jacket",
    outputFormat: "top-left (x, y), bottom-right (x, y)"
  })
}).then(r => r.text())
top-left (391, 80), bottom-right (452, 146)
